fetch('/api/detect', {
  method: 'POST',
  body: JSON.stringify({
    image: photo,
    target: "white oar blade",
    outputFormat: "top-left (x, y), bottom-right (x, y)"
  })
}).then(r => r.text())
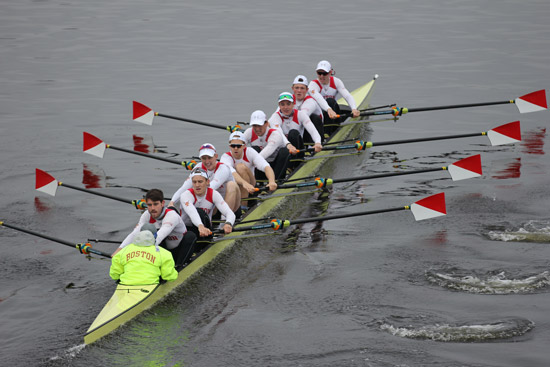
top-left (487, 121), bottom-right (521, 146)
top-left (410, 193), bottom-right (446, 221)
top-left (133, 101), bottom-right (155, 125)
top-left (83, 132), bottom-right (106, 158)
top-left (447, 154), bottom-right (482, 181)
top-left (35, 168), bottom-right (58, 196)
top-left (515, 90), bottom-right (547, 113)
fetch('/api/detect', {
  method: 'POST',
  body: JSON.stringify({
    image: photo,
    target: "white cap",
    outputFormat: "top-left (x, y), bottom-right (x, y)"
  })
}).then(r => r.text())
top-left (250, 110), bottom-right (267, 126)
top-left (199, 143), bottom-right (216, 157)
top-left (278, 92), bottom-right (294, 104)
top-left (316, 60), bottom-right (332, 72)
top-left (293, 75), bottom-right (308, 86)
top-left (229, 131), bottom-right (246, 143)
top-left (133, 231), bottom-right (155, 247)
top-left (190, 167), bottom-right (209, 180)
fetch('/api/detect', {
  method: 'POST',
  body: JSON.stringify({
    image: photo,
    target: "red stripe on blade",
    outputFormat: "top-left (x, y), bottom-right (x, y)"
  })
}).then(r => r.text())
top-left (520, 90), bottom-right (547, 109)
top-left (414, 193), bottom-right (446, 215)
top-left (35, 168), bottom-right (56, 189)
top-left (492, 121), bottom-right (521, 141)
top-left (133, 101), bottom-right (152, 120)
top-left (83, 132), bottom-right (104, 151)
top-left (453, 154), bottom-right (482, 175)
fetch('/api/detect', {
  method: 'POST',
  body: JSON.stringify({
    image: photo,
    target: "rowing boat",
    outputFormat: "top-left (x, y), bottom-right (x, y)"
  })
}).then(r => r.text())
top-left (83, 75), bottom-right (378, 344)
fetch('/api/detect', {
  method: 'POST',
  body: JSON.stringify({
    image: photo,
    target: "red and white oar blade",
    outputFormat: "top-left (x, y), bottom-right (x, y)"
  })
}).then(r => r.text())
top-left (133, 101), bottom-right (155, 125)
top-left (447, 154), bottom-right (482, 181)
top-left (410, 193), bottom-right (446, 221)
top-left (515, 90), bottom-right (547, 113)
top-left (35, 168), bottom-right (58, 196)
top-left (83, 132), bottom-right (106, 158)
top-left (487, 121), bottom-right (521, 146)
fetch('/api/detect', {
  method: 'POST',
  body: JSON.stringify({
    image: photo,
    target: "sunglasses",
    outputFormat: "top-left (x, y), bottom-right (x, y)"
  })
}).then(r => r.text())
top-left (230, 144), bottom-right (244, 148)
top-left (317, 71), bottom-right (329, 76)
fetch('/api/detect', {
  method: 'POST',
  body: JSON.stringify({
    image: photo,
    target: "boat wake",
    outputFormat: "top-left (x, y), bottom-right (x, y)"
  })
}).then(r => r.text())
top-left (425, 268), bottom-right (550, 294)
top-left (48, 343), bottom-right (86, 362)
top-left (485, 219), bottom-right (550, 243)
top-left (379, 316), bottom-right (534, 342)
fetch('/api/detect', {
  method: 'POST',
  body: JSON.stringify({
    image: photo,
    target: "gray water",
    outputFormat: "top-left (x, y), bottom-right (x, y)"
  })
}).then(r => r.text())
top-left (2, 0), bottom-right (550, 366)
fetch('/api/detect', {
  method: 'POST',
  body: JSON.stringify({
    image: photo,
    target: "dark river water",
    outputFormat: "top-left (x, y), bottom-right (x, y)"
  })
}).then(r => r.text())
top-left (2, 0), bottom-right (550, 366)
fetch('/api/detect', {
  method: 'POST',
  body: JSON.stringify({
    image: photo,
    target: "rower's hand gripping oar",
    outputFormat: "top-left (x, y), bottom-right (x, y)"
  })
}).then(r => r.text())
top-left (300, 121), bottom-right (522, 154)
top-left (0, 221), bottom-right (111, 258)
top-left (83, 132), bottom-right (197, 170)
top-left (35, 168), bottom-right (148, 210)
top-left (133, 101), bottom-right (244, 133)
top-left (231, 193), bottom-right (447, 233)
top-left (337, 89), bottom-right (547, 119)
top-left (266, 154), bottom-right (483, 192)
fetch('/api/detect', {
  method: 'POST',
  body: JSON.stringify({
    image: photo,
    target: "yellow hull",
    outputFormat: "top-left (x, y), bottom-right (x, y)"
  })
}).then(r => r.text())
top-left (84, 76), bottom-right (377, 344)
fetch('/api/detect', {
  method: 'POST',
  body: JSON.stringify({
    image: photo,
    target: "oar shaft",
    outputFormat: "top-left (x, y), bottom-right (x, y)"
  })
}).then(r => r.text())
top-left (406, 100), bottom-right (512, 113)
top-left (232, 206), bottom-right (406, 232)
top-left (108, 145), bottom-right (184, 166)
top-left (60, 183), bottom-right (135, 205)
top-left (289, 206), bottom-right (406, 225)
top-left (0, 222), bottom-right (111, 258)
top-left (156, 112), bottom-right (228, 131)
top-left (332, 167), bottom-right (444, 184)
top-left (371, 132), bottom-right (483, 147)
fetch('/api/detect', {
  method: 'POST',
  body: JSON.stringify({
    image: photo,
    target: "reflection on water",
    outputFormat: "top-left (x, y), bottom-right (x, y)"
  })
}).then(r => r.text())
top-left (132, 134), bottom-right (153, 154)
top-left (491, 157), bottom-right (521, 179)
top-left (82, 163), bottom-right (105, 189)
top-left (522, 127), bottom-right (546, 155)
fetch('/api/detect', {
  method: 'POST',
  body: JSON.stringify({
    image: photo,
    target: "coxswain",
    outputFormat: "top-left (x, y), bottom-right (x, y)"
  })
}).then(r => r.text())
top-left (112, 189), bottom-right (196, 270)
top-left (243, 110), bottom-right (290, 179)
top-left (291, 75), bottom-right (324, 140)
top-left (178, 168), bottom-right (236, 243)
top-left (308, 60), bottom-right (359, 134)
top-left (268, 92), bottom-right (323, 156)
top-left (170, 143), bottom-right (241, 215)
top-left (220, 131), bottom-right (278, 207)
top-left (110, 228), bottom-right (178, 285)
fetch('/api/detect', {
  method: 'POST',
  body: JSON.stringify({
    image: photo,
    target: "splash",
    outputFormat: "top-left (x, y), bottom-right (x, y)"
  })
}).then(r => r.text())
top-left (380, 317), bottom-right (534, 342)
top-left (486, 219), bottom-right (550, 243)
top-left (426, 270), bottom-right (550, 294)
top-left (48, 343), bottom-right (86, 361)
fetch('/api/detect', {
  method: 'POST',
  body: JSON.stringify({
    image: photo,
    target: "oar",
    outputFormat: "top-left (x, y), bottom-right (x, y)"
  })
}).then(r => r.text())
top-left (231, 193), bottom-right (446, 232)
top-left (302, 121), bottom-right (521, 153)
top-left (0, 221), bottom-right (111, 258)
top-left (35, 169), bottom-right (148, 209)
top-left (338, 90), bottom-right (547, 118)
top-left (133, 101), bottom-right (244, 132)
top-left (83, 132), bottom-right (197, 170)
top-left (270, 155), bottom-right (482, 191)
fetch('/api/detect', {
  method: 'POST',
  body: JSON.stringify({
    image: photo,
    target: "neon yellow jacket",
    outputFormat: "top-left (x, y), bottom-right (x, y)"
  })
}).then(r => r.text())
top-left (110, 233), bottom-right (178, 285)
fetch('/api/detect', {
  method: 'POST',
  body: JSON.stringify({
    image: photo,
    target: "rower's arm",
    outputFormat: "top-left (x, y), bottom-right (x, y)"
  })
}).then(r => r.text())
top-left (335, 78), bottom-right (357, 110)
top-left (300, 111), bottom-right (322, 144)
top-left (169, 179), bottom-right (191, 207)
top-left (180, 191), bottom-right (204, 228)
top-left (308, 82), bottom-right (332, 112)
top-left (213, 191), bottom-right (236, 226)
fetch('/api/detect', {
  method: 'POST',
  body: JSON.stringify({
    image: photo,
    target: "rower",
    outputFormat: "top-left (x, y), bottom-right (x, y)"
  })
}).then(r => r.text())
top-left (110, 228), bottom-right (178, 285)
top-left (243, 110), bottom-right (290, 179)
top-left (112, 189), bottom-right (197, 270)
top-left (291, 75), bottom-right (324, 141)
top-left (308, 60), bottom-right (359, 134)
top-left (178, 168), bottom-right (236, 245)
top-left (220, 131), bottom-right (278, 207)
top-left (170, 143), bottom-right (241, 215)
top-left (268, 92), bottom-right (323, 157)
